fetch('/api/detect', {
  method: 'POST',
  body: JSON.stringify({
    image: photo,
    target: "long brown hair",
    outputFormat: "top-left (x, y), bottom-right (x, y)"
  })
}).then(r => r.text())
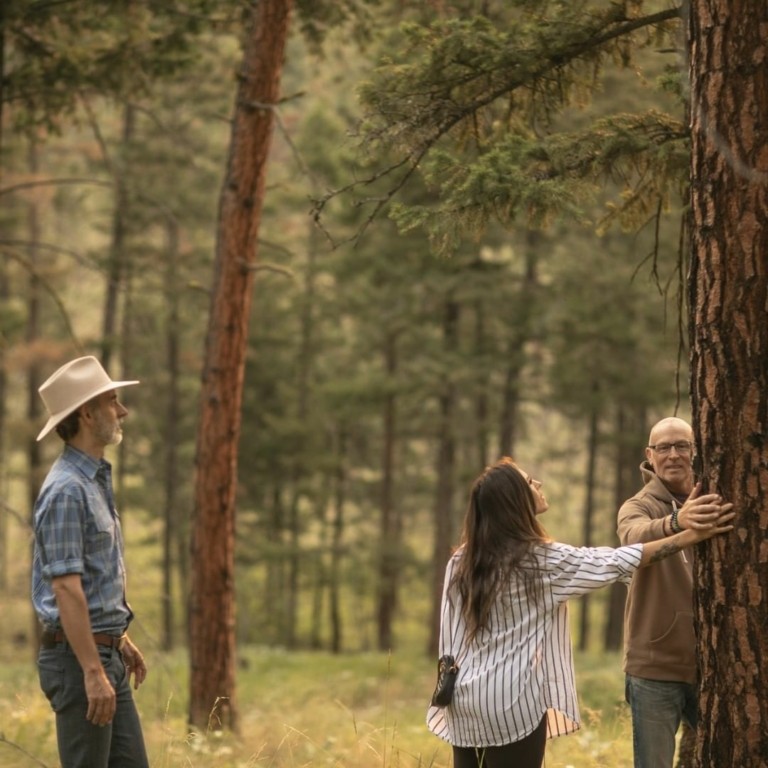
top-left (450, 457), bottom-right (550, 643)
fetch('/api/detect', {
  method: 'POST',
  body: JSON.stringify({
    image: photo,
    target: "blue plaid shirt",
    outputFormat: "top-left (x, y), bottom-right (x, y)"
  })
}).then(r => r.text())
top-left (32, 444), bottom-right (133, 635)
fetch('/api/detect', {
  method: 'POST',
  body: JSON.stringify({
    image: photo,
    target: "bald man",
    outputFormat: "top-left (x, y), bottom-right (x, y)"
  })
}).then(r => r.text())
top-left (617, 417), bottom-right (727, 768)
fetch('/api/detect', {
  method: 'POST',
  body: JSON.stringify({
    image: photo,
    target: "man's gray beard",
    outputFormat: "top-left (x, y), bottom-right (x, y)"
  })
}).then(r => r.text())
top-left (108, 429), bottom-right (123, 446)
top-left (94, 417), bottom-right (123, 446)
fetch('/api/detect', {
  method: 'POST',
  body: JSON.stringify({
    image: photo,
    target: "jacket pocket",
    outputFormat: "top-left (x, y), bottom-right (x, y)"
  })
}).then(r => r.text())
top-left (648, 611), bottom-right (695, 666)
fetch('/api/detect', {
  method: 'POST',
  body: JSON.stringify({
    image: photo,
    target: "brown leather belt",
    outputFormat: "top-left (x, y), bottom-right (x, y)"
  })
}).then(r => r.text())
top-left (41, 630), bottom-right (126, 650)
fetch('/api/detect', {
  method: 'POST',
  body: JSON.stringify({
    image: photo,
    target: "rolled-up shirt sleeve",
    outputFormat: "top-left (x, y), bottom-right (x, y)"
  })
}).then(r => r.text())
top-left (36, 490), bottom-right (86, 580)
top-left (543, 542), bottom-right (644, 601)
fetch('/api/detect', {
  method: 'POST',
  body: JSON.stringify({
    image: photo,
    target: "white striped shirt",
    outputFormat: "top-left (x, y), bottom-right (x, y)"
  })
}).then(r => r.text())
top-left (426, 541), bottom-right (644, 746)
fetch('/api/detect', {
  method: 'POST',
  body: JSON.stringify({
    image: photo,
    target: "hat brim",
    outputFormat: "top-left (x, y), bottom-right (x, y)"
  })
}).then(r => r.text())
top-left (36, 380), bottom-right (139, 441)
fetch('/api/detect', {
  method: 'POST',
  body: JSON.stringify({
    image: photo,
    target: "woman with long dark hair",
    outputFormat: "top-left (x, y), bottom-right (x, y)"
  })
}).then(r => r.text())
top-left (426, 457), bottom-right (733, 768)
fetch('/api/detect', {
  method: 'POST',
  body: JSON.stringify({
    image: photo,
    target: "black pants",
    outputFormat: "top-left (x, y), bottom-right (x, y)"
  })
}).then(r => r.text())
top-left (452, 715), bottom-right (547, 768)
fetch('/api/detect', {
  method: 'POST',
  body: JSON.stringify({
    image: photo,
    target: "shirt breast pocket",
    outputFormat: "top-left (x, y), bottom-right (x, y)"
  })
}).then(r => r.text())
top-left (85, 492), bottom-right (116, 553)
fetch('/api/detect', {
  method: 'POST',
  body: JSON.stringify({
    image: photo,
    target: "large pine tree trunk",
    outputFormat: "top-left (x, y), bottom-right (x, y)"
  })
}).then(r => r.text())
top-left (688, 1), bottom-right (768, 763)
top-left (676, 722), bottom-right (696, 768)
top-left (188, 0), bottom-right (292, 732)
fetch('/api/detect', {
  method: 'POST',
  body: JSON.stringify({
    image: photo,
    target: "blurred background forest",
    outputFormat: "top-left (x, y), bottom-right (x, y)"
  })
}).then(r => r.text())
top-left (1, 0), bottom-right (690, 733)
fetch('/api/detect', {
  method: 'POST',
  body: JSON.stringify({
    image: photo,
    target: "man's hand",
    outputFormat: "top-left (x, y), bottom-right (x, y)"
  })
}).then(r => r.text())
top-left (84, 666), bottom-right (117, 726)
top-left (677, 482), bottom-right (733, 530)
top-left (121, 635), bottom-right (147, 690)
top-left (51, 574), bottom-right (117, 726)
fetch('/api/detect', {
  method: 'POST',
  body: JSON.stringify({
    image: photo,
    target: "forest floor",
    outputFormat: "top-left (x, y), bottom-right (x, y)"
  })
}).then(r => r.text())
top-left (0, 636), bottom-right (636, 768)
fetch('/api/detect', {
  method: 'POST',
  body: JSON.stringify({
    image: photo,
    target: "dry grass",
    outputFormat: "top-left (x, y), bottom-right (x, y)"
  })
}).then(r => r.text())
top-left (0, 482), bottom-right (635, 767)
top-left (0, 632), bottom-right (635, 768)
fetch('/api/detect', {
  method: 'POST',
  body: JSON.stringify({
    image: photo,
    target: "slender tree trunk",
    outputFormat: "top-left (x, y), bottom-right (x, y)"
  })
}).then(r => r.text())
top-left (0, 3), bottom-right (6, 594)
top-left (578, 398), bottom-right (598, 652)
top-left (428, 299), bottom-right (459, 656)
top-left (265, 485), bottom-right (286, 644)
top-left (0, 322), bottom-right (5, 591)
top-left (284, 496), bottom-right (300, 648)
top-left (26, 137), bottom-right (43, 649)
top-left (329, 427), bottom-right (347, 654)
top-left (604, 404), bottom-right (646, 651)
top-left (188, 0), bottom-right (293, 732)
top-left (498, 233), bottom-right (538, 458)
top-left (162, 219), bottom-right (181, 651)
top-left (114, 225), bottom-right (134, 531)
top-left (89, 104), bottom-right (135, 532)
top-left (0, 1), bottom-right (4, 165)
top-left (377, 332), bottom-right (399, 651)
top-left (299, 218), bottom-right (321, 648)
top-left (689, 1), bottom-right (768, 763)
top-left (498, 348), bottom-right (522, 458)
top-left (176, 479), bottom-right (190, 643)
top-left (101, 104), bottom-right (134, 370)
top-left (309, 486), bottom-right (329, 650)
top-left (473, 299), bottom-right (489, 472)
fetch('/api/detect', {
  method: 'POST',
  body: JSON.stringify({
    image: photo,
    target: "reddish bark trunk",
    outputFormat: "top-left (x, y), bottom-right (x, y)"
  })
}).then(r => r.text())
top-left (188, 0), bottom-right (293, 732)
top-left (688, 1), bottom-right (768, 764)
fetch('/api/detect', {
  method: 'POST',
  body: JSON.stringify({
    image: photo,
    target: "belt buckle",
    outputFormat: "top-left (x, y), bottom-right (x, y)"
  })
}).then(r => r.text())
top-left (116, 635), bottom-right (127, 651)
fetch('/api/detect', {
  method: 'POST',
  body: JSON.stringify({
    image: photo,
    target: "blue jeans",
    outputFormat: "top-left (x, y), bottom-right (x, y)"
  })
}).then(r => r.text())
top-left (38, 643), bottom-right (149, 768)
top-left (625, 675), bottom-right (697, 768)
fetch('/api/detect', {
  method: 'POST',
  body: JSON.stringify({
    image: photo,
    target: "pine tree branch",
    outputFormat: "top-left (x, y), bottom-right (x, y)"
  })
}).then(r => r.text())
top-left (365, 6), bottom-right (682, 158)
top-left (0, 245), bottom-right (83, 350)
top-left (319, 4), bottom-right (685, 242)
top-left (0, 178), bottom-right (113, 198)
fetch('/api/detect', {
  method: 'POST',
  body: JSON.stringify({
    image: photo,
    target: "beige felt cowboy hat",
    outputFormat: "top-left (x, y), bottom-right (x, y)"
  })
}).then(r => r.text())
top-left (37, 356), bottom-right (139, 441)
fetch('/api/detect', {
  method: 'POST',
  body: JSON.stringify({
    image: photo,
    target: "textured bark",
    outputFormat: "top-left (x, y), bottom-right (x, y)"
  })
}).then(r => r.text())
top-left (188, 0), bottom-right (292, 732)
top-left (676, 722), bottom-right (695, 768)
top-left (688, 1), bottom-right (768, 764)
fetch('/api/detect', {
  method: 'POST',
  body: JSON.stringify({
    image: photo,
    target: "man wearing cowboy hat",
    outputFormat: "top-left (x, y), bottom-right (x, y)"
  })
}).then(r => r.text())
top-left (32, 356), bottom-right (149, 768)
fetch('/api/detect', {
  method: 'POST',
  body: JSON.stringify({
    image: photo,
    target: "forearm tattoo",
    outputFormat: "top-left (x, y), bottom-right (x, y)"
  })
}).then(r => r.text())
top-left (648, 540), bottom-right (684, 564)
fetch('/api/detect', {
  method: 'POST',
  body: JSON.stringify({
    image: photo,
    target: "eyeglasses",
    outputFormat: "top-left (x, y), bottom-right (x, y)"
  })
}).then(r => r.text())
top-left (648, 441), bottom-right (693, 455)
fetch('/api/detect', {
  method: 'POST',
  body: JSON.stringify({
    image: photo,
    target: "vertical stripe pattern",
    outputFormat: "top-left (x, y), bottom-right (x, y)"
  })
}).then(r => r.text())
top-left (427, 541), bottom-right (643, 746)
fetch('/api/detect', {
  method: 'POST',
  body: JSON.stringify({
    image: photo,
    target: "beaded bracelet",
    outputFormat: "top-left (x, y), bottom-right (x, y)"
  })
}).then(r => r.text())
top-left (670, 505), bottom-right (682, 533)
